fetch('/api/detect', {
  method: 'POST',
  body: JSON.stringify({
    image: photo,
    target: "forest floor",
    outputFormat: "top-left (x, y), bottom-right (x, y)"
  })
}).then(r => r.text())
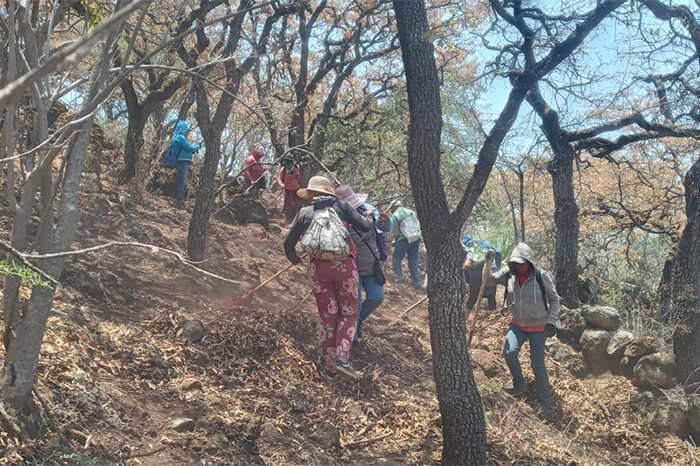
top-left (0, 181), bottom-right (697, 465)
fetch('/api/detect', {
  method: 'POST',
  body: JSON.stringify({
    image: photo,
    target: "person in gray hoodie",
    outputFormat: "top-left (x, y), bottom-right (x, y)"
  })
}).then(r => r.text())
top-left (485, 243), bottom-right (560, 411)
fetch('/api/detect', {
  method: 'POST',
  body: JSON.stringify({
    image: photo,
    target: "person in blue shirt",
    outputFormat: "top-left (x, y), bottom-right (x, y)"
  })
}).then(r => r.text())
top-left (171, 120), bottom-right (200, 208)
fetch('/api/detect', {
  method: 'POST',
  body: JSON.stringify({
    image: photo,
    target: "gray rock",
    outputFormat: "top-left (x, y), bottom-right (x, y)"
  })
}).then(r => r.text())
top-left (170, 417), bottom-right (196, 432)
top-left (607, 330), bottom-right (635, 360)
top-left (556, 308), bottom-right (587, 342)
top-left (217, 194), bottom-right (269, 228)
top-left (580, 329), bottom-right (612, 374)
top-left (578, 275), bottom-right (599, 304)
top-left (650, 400), bottom-right (689, 438)
top-left (620, 337), bottom-right (658, 375)
top-left (259, 423), bottom-right (292, 448)
top-left (632, 353), bottom-right (677, 390)
top-left (313, 422), bottom-right (340, 450)
top-left (177, 319), bottom-right (205, 343)
top-left (582, 305), bottom-right (622, 331)
top-left (180, 378), bottom-right (203, 391)
top-left (628, 391), bottom-right (655, 413)
top-left (688, 395), bottom-right (700, 438)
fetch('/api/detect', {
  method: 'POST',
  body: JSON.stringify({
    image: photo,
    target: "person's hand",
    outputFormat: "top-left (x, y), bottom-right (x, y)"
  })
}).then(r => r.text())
top-left (363, 208), bottom-right (376, 217)
top-left (486, 249), bottom-right (495, 260)
top-left (378, 212), bottom-right (390, 223)
top-left (463, 259), bottom-right (473, 271)
top-left (545, 324), bottom-right (556, 338)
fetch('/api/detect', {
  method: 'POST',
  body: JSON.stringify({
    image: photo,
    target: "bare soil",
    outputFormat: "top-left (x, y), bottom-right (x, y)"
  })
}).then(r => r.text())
top-left (0, 185), bottom-right (696, 465)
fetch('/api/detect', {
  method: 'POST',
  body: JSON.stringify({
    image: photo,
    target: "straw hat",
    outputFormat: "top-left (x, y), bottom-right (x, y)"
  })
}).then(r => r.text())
top-left (335, 185), bottom-right (368, 209)
top-left (297, 175), bottom-right (337, 200)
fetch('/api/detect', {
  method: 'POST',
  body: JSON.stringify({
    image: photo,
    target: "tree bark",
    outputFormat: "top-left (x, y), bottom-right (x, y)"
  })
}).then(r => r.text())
top-left (526, 86), bottom-right (581, 308)
top-left (671, 156), bottom-right (700, 390)
top-left (392, 0), bottom-right (486, 463)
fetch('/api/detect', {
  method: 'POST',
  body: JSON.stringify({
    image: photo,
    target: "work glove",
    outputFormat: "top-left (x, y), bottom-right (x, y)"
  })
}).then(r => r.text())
top-left (486, 249), bottom-right (495, 260)
top-left (545, 324), bottom-right (556, 338)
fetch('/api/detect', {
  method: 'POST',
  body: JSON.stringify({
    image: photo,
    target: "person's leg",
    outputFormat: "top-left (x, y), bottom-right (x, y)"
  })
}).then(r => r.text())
top-left (407, 240), bottom-right (421, 287)
top-left (356, 275), bottom-right (366, 340)
top-left (528, 331), bottom-right (551, 409)
top-left (358, 274), bottom-right (385, 329)
top-left (175, 161), bottom-right (190, 201)
top-left (502, 324), bottom-right (528, 391)
top-left (309, 260), bottom-right (338, 367)
top-left (331, 257), bottom-right (360, 364)
top-left (485, 285), bottom-right (497, 310)
top-left (392, 239), bottom-right (409, 281)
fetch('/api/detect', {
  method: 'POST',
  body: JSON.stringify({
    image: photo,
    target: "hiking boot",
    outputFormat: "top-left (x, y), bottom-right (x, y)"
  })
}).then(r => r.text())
top-left (351, 340), bottom-right (367, 357)
top-left (332, 361), bottom-right (359, 381)
top-left (505, 385), bottom-right (527, 396)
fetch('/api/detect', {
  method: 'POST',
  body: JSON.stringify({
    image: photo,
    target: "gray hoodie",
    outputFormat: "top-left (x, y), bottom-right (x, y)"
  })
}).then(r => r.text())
top-left (485, 243), bottom-right (561, 327)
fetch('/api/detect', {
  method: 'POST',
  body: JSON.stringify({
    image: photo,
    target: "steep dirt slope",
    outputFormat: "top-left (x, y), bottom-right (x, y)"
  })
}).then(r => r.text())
top-left (0, 188), bottom-right (696, 465)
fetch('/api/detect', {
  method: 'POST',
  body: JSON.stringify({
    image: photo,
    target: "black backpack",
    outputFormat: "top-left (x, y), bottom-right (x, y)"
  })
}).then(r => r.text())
top-left (503, 268), bottom-right (549, 313)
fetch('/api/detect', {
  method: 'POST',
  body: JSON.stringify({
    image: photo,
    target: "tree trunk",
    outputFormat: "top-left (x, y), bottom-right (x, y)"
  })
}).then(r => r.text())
top-left (548, 153), bottom-right (581, 308)
top-left (527, 87), bottom-right (581, 308)
top-left (392, 0), bottom-right (486, 463)
top-left (518, 168), bottom-right (526, 242)
top-left (657, 241), bottom-right (677, 323)
top-left (118, 106), bottom-right (145, 184)
top-left (671, 157), bottom-right (700, 390)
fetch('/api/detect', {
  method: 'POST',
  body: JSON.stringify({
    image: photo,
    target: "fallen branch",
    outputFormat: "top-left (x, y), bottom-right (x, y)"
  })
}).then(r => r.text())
top-left (344, 432), bottom-right (392, 448)
top-left (0, 403), bottom-right (23, 437)
top-left (2, 240), bottom-right (245, 285)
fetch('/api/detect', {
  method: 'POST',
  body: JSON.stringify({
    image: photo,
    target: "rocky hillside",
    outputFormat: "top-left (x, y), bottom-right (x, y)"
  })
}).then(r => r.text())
top-left (0, 186), bottom-right (697, 465)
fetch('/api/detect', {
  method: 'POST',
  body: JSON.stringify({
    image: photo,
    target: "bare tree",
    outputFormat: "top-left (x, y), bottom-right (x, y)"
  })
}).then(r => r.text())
top-left (391, 0), bottom-right (624, 461)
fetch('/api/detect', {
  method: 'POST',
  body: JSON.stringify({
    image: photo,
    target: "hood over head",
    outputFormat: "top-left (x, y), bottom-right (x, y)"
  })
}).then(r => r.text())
top-left (508, 243), bottom-right (536, 270)
top-left (174, 120), bottom-right (191, 137)
top-left (252, 145), bottom-right (266, 160)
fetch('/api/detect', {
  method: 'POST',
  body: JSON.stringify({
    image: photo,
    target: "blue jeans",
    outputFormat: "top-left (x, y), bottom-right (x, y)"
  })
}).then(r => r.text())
top-left (393, 238), bottom-right (421, 286)
top-left (356, 274), bottom-right (385, 339)
top-left (502, 324), bottom-right (551, 408)
top-left (176, 161), bottom-right (191, 201)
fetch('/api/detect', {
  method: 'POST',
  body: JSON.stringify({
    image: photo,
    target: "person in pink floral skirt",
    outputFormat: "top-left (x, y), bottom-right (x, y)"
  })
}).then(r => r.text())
top-left (284, 176), bottom-right (374, 381)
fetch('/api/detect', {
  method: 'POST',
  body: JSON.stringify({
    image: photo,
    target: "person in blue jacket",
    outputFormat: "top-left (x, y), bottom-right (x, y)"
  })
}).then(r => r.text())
top-left (171, 120), bottom-right (200, 208)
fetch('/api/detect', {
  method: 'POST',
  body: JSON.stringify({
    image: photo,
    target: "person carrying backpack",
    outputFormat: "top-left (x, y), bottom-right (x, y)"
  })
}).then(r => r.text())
top-left (284, 176), bottom-right (375, 381)
top-left (277, 158), bottom-right (301, 222)
top-left (335, 185), bottom-right (393, 351)
top-left (244, 145), bottom-right (267, 197)
top-left (387, 200), bottom-right (422, 288)
top-left (462, 235), bottom-right (500, 314)
top-left (484, 243), bottom-right (561, 412)
top-left (170, 120), bottom-right (200, 209)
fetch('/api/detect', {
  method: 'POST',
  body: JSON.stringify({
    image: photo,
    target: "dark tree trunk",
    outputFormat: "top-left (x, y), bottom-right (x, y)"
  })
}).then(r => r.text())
top-left (118, 108), bottom-right (146, 184)
top-left (657, 241), bottom-right (677, 323)
top-left (392, 0), bottom-right (486, 462)
top-left (527, 87), bottom-right (581, 308)
top-left (548, 153), bottom-right (581, 308)
top-left (518, 168), bottom-right (526, 243)
top-left (671, 157), bottom-right (700, 390)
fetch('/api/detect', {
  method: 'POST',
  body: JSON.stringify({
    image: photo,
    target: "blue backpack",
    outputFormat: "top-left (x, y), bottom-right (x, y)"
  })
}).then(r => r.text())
top-left (162, 144), bottom-right (181, 167)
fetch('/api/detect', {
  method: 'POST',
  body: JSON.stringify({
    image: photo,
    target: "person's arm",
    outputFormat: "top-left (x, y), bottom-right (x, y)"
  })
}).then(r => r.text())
top-left (541, 270), bottom-right (561, 325)
top-left (340, 201), bottom-right (374, 232)
top-left (283, 211), bottom-right (309, 264)
top-left (277, 170), bottom-right (285, 188)
top-left (376, 216), bottom-right (392, 233)
top-left (484, 265), bottom-right (510, 286)
top-left (174, 135), bottom-right (200, 153)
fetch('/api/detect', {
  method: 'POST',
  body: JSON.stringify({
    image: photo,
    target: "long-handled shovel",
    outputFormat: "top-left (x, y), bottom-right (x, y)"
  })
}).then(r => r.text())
top-left (398, 295), bottom-right (428, 319)
top-left (220, 254), bottom-right (308, 308)
top-left (467, 256), bottom-right (494, 345)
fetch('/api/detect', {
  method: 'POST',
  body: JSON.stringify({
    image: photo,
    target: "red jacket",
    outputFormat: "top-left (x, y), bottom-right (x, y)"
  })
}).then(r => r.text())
top-left (277, 165), bottom-right (300, 191)
top-left (244, 148), bottom-right (266, 182)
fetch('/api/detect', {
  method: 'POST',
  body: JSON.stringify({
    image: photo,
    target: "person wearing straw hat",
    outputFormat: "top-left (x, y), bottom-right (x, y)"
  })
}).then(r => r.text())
top-left (283, 176), bottom-right (375, 381)
top-left (335, 185), bottom-right (392, 351)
